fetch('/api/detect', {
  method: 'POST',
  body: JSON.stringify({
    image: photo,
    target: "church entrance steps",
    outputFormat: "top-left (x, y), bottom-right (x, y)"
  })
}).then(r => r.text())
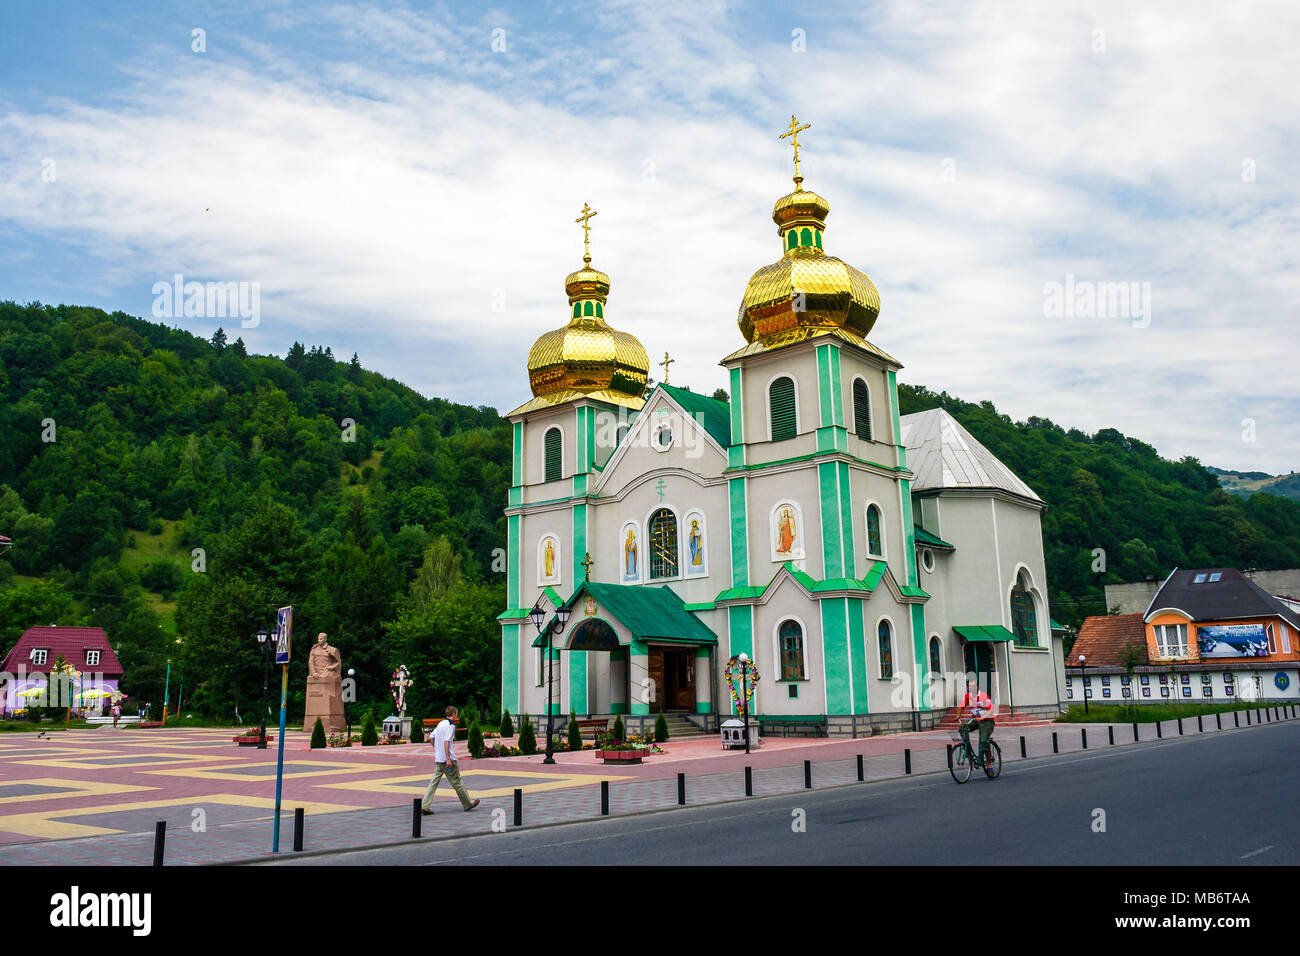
top-left (934, 706), bottom-right (1054, 730)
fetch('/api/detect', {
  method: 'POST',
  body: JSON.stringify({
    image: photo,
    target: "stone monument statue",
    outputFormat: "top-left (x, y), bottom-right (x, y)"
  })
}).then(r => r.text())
top-left (303, 633), bottom-right (345, 733)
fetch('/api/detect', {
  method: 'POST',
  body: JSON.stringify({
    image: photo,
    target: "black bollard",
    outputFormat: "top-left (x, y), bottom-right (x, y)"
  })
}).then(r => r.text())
top-left (905, 748), bottom-right (912, 775)
top-left (1108, 725), bottom-right (1114, 746)
top-left (1020, 735), bottom-right (1026, 759)
top-left (804, 760), bottom-right (812, 789)
top-left (1133, 722), bottom-right (1139, 742)
top-left (856, 754), bottom-right (864, 782)
top-left (1234, 711), bottom-right (1239, 727)
top-left (153, 821), bottom-right (166, 867)
top-left (1052, 731), bottom-right (1058, 754)
top-left (677, 772), bottom-right (686, 806)
top-left (1081, 728), bottom-right (1087, 750)
top-left (1177, 718), bottom-right (1183, 736)
top-left (1216, 712), bottom-right (1222, 730)
top-left (1156, 721), bottom-right (1162, 738)
top-left (293, 807), bottom-right (304, 851)
top-left (1197, 715), bottom-right (1203, 733)
top-left (946, 743), bottom-right (953, 769)
top-left (745, 766), bottom-right (753, 796)
top-left (1246, 710), bottom-right (1252, 726)
top-left (601, 780), bottom-right (609, 816)
top-left (513, 788), bottom-right (522, 827)
top-left (412, 798), bottom-right (421, 837)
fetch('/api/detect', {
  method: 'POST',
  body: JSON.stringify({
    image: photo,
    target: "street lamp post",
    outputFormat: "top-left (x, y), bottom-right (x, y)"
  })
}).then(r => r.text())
top-left (256, 631), bottom-right (271, 749)
top-left (542, 603), bottom-right (572, 765)
top-left (346, 668), bottom-right (355, 743)
top-left (739, 653), bottom-right (752, 755)
top-left (1078, 653), bottom-right (1088, 714)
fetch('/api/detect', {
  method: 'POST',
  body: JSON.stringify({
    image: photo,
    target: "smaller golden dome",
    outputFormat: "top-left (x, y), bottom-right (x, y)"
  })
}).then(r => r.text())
top-left (772, 186), bottom-right (830, 233)
top-left (564, 258), bottom-right (610, 304)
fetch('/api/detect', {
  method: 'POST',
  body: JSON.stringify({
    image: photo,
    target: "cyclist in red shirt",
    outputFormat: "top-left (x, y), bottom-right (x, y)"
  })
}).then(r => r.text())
top-left (959, 679), bottom-right (995, 763)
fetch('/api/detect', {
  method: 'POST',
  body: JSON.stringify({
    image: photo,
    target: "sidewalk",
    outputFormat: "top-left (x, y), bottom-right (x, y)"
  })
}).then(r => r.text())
top-left (6, 706), bottom-right (1293, 865)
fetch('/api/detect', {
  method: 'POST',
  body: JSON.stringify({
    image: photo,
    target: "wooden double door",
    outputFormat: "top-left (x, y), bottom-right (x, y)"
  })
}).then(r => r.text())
top-left (647, 646), bottom-right (696, 711)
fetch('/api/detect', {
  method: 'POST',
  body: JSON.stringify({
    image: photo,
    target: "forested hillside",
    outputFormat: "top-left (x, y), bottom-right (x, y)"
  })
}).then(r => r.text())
top-left (0, 301), bottom-right (510, 722)
top-left (897, 386), bottom-right (1300, 625)
top-left (3, 300), bottom-right (1298, 722)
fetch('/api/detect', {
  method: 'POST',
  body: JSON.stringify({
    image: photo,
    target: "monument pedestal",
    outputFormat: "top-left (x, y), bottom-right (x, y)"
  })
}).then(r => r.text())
top-left (304, 678), bottom-right (345, 733)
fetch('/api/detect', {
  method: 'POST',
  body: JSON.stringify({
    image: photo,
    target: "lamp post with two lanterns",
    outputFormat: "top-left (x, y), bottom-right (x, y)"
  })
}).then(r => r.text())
top-left (530, 599), bottom-right (572, 765)
top-left (256, 630), bottom-right (273, 748)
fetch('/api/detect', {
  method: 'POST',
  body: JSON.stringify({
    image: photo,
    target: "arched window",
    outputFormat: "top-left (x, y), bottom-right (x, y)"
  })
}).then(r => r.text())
top-left (583, 301), bottom-right (594, 316)
top-left (769, 376), bottom-right (797, 441)
top-left (572, 303), bottom-right (581, 319)
top-left (800, 227), bottom-right (812, 247)
top-left (852, 378), bottom-right (872, 439)
top-left (929, 636), bottom-right (942, 674)
top-left (787, 230), bottom-right (798, 250)
top-left (648, 508), bottom-right (679, 579)
top-left (595, 302), bottom-right (603, 318)
top-left (878, 620), bottom-right (894, 679)
top-left (543, 427), bottom-right (563, 482)
top-left (866, 504), bottom-right (883, 558)
top-left (814, 230), bottom-right (822, 249)
top-left (778, 620), bottom-right (805, 680)
top-left (1010, 571), bottom-right (1038, 647)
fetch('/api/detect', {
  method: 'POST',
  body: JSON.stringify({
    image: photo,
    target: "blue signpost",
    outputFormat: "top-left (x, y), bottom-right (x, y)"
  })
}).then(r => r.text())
top-left (272, 606), bottom-right (292, 853)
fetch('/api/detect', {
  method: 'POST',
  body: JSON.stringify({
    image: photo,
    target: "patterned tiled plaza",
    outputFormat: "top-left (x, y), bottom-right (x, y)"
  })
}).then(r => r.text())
top-left (0, 707), bottom-right (1293, 865)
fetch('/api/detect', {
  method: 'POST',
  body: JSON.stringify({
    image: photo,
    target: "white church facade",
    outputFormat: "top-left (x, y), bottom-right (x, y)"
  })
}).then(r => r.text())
top-left (498, 123), bottom-right (1067, 736)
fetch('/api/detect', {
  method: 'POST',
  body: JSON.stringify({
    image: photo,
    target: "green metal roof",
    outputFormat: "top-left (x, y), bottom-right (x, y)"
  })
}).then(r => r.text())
top-left (558, 582), bottom-right (718, 645)
top-left (913, 525), bottom-right (955, 551)
top-left (954, 624), bottom-right (1016, 642)
top-left (659, 383), bottom-right (730, 448)
top-left (497, 608), bottom-right (533, 622)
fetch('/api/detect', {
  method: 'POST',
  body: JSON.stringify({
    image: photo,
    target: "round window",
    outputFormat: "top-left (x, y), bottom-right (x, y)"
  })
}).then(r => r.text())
top-left (654, 423), bottom-right (674, 451)
top-left (921, 548), bottom-right (935, 573)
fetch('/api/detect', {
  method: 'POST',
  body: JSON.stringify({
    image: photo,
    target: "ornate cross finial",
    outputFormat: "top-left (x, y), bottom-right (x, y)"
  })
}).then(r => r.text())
top-left (779, 114), bottom-right (812, 185)
top-left (575, 202), bottom-right (598, 264)
top-left (581, 552), bottom-right (594, 582)
top-left (659, 352), bottom-right (675, 384)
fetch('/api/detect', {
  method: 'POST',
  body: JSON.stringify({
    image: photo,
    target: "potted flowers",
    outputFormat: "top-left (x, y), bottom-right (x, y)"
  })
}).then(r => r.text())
top-left (593, 730), bottom-right (663, 764)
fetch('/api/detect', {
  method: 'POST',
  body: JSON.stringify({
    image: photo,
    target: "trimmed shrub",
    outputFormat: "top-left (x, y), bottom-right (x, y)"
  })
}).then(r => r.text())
top-left (611, 714), bottom-right (625, 742)
top-left (655, 710), bottom-right (669, 743)
top-left (518, 715), bottom-right (537, 755)
top-left (310, 716), bottom-right (326, 749)
top-left (360, 710), bottom-right (378, 746)
top-left (567, 710), bottom-right (582, 751)
top-left (468, 720), bottom-right (485, 758)
top-left (410, 717), bottom-right (424, 743)
top-left (500, 709), bottom-right (514, 737)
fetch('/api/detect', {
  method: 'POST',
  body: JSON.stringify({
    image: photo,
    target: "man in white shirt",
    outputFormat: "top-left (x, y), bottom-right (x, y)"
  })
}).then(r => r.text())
top-left (421, 706), bottom-right (480, 815)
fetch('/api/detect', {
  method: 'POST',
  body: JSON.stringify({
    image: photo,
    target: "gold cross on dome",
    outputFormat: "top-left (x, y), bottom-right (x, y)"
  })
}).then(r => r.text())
top-left (575, 203), bottom-right (598, 261)
top-left (780, 114), bottom-right (811, 183)
top-left (659, 352), bottom-right (674, 384)
top-left (581, 552), bottom-right (594, 582)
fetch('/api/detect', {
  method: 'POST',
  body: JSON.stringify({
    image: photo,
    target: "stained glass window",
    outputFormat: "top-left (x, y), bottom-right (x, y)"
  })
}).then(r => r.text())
top-left (648, 508), bottom-right (678, 579)
top-left (866, 505), bottom-right (883, 557)
top-left (878, 620), bottom-right (893, 679)
top-left (779, 620), bottom-right (805, 680)
top-left (929, 637), bottom-right (941, 674)
top-left (1010, 572), bottom-right (1037, 646)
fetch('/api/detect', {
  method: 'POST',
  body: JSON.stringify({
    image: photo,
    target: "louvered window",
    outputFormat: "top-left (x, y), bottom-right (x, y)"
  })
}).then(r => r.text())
top-left (853, 379), bottom-right (872, 439)
top-left (769, 377), bottom-right (797, 441)
top-left (544, 427), bottom-right (562, 481)
top-left (866, 505), bottom-right (883, 557)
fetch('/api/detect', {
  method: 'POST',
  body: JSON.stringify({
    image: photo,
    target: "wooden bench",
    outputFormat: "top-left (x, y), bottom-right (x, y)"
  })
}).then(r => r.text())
top-left (575, 718), bottom-right (608, 740)
top-left (755, 716), bottom-right (828, 738)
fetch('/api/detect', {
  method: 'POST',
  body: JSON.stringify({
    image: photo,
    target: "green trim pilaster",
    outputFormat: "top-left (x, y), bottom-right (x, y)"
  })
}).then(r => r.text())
top-left (694, 646), bottom-right (712, 712)
top-left (898, 478), bottom-right (918, 586)
top-left (910, 603), bottom-right (930, 711)
top-left (728, 476), bottom-right (749, 587)
top-left (847, 598), bottom-right (869, 713)
top-left (507, 513), bottom-right (522, 608)
top-left (575, 405), bottom-right (595, 473)
top-left (572, 473), bottom-right (588, 497)
top-left (818, 462), bottom-right (844, 578)
top-left (512, 421), bottom-right (523, 485)
top-left (727, 605), bottom-right (753, 716)
top-left (568, 649), bottom-right (587, 716)
top-left (729, 366), bottom-right (744, 448)
top-left (887, 369), bottom-right (906, 469)
top-left (572, 502), bottom-right (588, 585)
top-left (502, 623), bottom-right (520, 716)
top-left (631, 638), bottom-right (649, 716)
top-left (816, 343), bottom-right (844, 428)
top-left (820, 597), bottom-right (852, 713)
top-left (838, 460), bottom-right (856, 576)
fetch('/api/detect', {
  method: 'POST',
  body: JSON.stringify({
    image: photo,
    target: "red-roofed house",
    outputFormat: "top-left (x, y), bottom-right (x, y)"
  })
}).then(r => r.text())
top-left (0, 626), bottom-right (123, 716)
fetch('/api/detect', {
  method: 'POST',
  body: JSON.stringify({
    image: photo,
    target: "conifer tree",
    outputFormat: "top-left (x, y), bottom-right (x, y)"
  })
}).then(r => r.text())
top-left (310, 716), bottom-right (326, 749)
top-left (500, 709), bottom-right (514, 737)
top-left (567, 709), bottom-right (581, 751)
top-left (517, 714), bottom-right (537, 755)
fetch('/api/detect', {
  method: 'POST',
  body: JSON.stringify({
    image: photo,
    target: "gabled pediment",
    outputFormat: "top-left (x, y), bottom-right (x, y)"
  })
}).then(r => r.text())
top-left (593, 385), bottom-right (727, 497)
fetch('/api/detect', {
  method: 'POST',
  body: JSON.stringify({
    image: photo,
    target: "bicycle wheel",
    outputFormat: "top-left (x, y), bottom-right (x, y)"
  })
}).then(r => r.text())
top-left (983, 741), bottom-right (1002, 779)
top-left (949, 740), bottom-right (973, 783)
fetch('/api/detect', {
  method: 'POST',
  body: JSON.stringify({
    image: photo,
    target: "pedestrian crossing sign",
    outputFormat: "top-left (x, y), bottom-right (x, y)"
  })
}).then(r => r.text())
top-left (275, 606), bottom-right (293, 664)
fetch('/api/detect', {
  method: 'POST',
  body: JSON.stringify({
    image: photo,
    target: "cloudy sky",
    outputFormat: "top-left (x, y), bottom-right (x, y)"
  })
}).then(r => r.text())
top-left (1, 0), bottom-right (1296, 473)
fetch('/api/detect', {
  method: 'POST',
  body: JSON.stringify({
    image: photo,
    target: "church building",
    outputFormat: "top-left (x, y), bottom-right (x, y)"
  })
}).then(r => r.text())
top-left (498, 119), bottom-right (1066, 737)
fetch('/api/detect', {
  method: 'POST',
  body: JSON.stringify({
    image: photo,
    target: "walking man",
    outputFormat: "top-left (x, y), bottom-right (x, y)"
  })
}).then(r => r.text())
top-left (422, 706), bottom-right (480, 815)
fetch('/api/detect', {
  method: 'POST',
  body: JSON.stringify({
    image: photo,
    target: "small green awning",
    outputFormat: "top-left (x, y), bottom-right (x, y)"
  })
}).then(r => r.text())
top-left (954, 625), bottom-right (1016, 643)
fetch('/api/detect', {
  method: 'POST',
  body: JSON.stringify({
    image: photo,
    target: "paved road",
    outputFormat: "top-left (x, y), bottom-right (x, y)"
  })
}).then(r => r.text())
top-left (264, 719), bottom-right (1298, 866)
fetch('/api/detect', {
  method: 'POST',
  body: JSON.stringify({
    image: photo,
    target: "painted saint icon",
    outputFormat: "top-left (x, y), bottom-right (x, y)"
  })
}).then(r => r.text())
top-left (689, 518), bottom-right (703, 568)
top-left (543, 538), bottom-right (555, 579)
top-left (777, 507), bottom-right (796, 555)
top-left (624, 527), bottom-right (638, 579)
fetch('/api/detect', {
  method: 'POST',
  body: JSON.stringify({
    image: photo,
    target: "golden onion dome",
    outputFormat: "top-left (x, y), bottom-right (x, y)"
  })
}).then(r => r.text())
top-left (738, 183), bottom-right (881, 346)
top-left (525, 253), bottom-right (649, 410)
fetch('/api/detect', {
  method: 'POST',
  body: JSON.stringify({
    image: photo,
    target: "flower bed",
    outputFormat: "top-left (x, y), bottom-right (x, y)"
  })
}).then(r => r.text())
top-left (592, 731), bottom-right (663, 763)
top-left (233, 733), bottom-right (273, 746)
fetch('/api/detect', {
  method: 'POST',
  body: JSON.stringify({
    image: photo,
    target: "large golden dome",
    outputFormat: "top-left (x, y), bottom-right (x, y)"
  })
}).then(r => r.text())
top-left (738, 185), bottom-right (881, 347)
top-left (518, 251), bottom-right (649, 414)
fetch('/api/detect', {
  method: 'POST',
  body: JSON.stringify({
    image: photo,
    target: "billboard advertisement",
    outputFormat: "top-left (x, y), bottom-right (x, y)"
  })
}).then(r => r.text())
top-left (1196, 623), bottom-right (1268, 658)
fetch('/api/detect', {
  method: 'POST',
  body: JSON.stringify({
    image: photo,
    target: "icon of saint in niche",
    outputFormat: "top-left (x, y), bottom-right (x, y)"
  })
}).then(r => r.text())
top-left (624, 528), bottom-right (638, 578)
top-left (777, 507), bottom-right (796, 555)
top-left (689, 519), bottom-right (703, 567)
top-left (543, 538), bottom-right (556, 579)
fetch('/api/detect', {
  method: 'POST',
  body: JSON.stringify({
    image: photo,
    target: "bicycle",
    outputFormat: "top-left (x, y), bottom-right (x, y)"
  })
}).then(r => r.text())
top-left (950, 717), bottom-right (1002, 783)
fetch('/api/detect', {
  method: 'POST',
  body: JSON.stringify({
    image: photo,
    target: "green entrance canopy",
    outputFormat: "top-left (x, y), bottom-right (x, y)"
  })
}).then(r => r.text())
top-left (954, 624), bottom-right (1016, 642)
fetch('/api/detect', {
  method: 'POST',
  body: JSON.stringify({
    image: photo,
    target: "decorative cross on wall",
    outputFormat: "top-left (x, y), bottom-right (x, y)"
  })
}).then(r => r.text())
top-left (655, 478), bottom-right (667, 501)
top-left (581, 552), bottom-right (594, 582)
